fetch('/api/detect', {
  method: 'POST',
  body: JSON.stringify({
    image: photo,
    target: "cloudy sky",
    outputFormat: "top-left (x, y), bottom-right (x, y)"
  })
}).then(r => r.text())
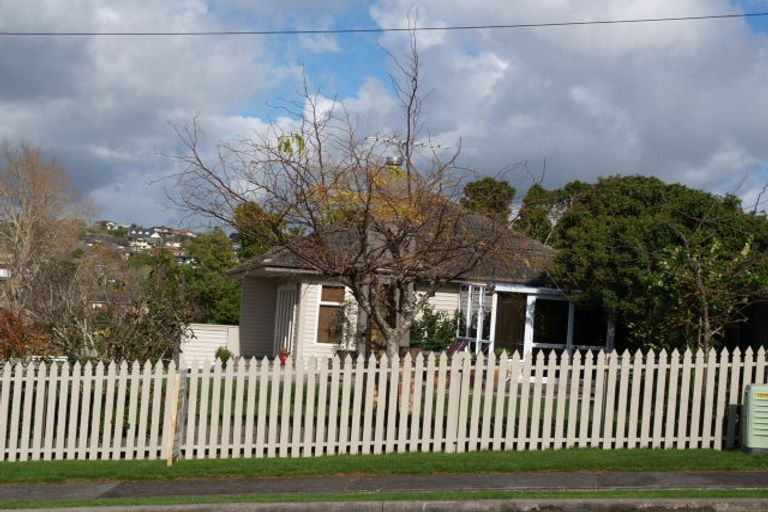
top-left (1, 0), bottom-right (767, 226)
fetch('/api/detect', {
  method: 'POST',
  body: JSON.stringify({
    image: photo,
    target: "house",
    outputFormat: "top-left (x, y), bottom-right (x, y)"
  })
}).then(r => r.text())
top-left (228, 230), bottom-right (614, 360)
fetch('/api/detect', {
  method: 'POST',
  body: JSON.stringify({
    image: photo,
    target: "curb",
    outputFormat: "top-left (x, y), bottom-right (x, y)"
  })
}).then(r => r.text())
top-left (6, 498), bottom-right (768, 512)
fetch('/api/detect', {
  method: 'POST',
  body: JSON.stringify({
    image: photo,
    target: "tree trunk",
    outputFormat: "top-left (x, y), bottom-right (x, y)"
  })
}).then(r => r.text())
top-left (355, 284), bottom-right (369, 357)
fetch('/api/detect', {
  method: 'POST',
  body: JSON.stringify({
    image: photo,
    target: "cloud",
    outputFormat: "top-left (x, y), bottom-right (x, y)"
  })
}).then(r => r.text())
top-left (2, 0), bottom-right (768, 226)
top-left (0, 0), bottom-right (286, 225)
top-left (362, 0), bottom-right (768, 199)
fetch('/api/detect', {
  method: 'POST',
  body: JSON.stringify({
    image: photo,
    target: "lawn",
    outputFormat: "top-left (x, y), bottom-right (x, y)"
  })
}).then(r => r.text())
top-left (1, 449), bottom-right (767, 484)
top-left (3, 488), bottom-right (768, 510)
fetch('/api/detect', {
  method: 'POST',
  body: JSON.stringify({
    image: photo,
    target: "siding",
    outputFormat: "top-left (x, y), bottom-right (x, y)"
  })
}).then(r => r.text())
top-left (296, 281), bottom-right (358, 361)
top-left (182, 323), bottom-right (240, 362)
top-left (425, 284), bottom-right (461, 315)
top-left (297, 283), bottom-right (336, 360)
top-left (238, 277), bottom-right (278, 357)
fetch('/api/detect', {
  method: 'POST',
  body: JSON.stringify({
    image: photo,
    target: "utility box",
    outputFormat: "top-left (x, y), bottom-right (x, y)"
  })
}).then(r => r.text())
top-left (742, 384), bottom-right (768, 453)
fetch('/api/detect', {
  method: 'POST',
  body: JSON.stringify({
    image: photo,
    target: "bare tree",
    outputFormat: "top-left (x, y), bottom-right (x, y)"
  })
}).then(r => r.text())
top-left (0, 142), bottom-right (87, 315)
top-left (169, 39), bottom-right (514, 356)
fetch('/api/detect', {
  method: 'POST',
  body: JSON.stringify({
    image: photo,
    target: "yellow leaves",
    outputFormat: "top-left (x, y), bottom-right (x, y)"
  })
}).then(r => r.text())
top-left (278, 134), bottom-right (307, 157)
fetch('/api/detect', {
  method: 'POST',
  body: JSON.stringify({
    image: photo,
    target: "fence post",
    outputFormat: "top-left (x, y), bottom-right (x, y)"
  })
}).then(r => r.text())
top-left (166, 364), bottom-right (188, 467)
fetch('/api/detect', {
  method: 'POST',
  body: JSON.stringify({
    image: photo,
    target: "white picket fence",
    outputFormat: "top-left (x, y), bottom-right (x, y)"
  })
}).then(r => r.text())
top-left (0, 347), bottom-right (766, 462)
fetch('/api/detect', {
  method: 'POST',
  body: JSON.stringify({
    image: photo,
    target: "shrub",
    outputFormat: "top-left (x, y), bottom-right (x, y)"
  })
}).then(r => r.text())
top-left (0, 310), bottom-right (50, 360)
top-left (215, 346), bottom-right (233, 364)
top-left (410, 307), bottom-right (458, 352)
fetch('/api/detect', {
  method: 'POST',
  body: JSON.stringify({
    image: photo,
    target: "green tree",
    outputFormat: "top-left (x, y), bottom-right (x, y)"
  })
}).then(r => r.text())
top-left (232, 202), bottom-right (280, 259)
top-left (544, 175), bottom-right (768, 351)
top-left (183, 228), bottom-right (241, 325)
top-left (459, 177), bottom-right (516, 220)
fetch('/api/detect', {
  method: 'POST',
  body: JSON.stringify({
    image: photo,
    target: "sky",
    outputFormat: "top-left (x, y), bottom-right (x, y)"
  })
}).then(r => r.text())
top-left (1, 0), bottom-right (768, 227)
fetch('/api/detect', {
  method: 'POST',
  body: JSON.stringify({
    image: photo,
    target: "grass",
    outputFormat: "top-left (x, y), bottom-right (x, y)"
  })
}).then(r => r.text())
top-left (3, 488), bottom-right (768, 510)
top-left (2, 449), bottom-right (768, 485)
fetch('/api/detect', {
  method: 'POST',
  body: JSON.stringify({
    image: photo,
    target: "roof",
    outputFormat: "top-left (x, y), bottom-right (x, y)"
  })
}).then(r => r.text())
top-left (228, 226), bottom-right (556, 286)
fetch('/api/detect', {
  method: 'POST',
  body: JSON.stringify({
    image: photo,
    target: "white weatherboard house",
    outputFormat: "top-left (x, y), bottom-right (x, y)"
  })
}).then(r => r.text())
top-left (228, 231), bottom-right (613, 360)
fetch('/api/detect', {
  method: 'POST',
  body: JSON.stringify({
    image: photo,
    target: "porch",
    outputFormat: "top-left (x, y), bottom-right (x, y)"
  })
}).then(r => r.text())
top-left (457, 284), bottom-right (614, 356)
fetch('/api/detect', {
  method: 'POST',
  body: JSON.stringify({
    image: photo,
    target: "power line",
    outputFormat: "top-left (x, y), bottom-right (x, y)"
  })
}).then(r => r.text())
top-left (1, 12), bottom-right (767, 37)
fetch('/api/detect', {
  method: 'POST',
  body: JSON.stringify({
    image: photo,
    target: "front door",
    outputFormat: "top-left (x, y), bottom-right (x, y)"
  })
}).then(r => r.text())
top-left (494, 292), bottom-right (526, 354)
top-left (273, 284), bottom-right (298, 356)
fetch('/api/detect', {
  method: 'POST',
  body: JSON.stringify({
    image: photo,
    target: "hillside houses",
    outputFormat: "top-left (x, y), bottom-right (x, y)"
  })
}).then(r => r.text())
top-left (86, 221), bottom-right (199, 264)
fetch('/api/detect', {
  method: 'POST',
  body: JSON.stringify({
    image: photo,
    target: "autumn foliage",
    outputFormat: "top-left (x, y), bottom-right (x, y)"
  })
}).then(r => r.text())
top-left (0, 309), bottom-right (49, 360)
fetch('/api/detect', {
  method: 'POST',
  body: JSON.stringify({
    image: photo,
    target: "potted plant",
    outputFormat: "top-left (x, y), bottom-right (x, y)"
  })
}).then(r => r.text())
top-left (278, 349), bottom-right (290, 365)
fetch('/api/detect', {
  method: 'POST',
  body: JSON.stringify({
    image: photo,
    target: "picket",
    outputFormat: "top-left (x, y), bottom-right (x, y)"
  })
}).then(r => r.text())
top-left (124, 361), bottom-right (140, 460)
top-left (701, 349), bottom-right (718, 448)
top-left (113, 362), bottom-right (130, 459)
top-left (663, 350), bottom-right (680, 449)
top-left (432, 353), bottom-right (448, 451)
top-left (315, 357), bottom-right (331, 456)
top-left (349, 356), bottom-right (364, 455)
top-left (327, 357), bottom-right (341, 455)
top-left (590, 352), bottom-right (606, 448)
top-left (576, 352), bottom-right (594, 448)
top-left (66, 362), bottom-right (82, 459)
top-left (136, 361), bottom-right (153, 459)
top-left (184, 361), bottom-right (199, 460)
top-left (516, 353), bottom-right (532, 451)
top-left (233, 359), bottom-right (247, 459)
top-left (494, 353), bottom-right (510, 451)
top-left (615, 352), bottom-right (631, 448)
top-left (304, 357), bottom-right (318, 456)
top-left (266, 359), bottom-right (280, 458)
top-left (88, 362), bottom-right (105, 461)
top-left (541, 352), bottom-right (557, 449)
top-left (626, 351), bottom-right (642, 448)
top-left (456, 352), bottom-right (472, 453)
top-left (278, 359), bottom-right (293, 457)
top-left (689, 350), bottom-right (705, 448)
top-left (339, 355), bottom-right (354, 454)
top-left (42, 362), bottom-right (58, 460)
top-left (31, 362), bottom-right (48, 460)
top-left (639, 351), bottom-right (655, 448)
top-left (553, 352), bottom-right (569, 449)
top-left (248, 357), bottom-right (268, 458)
top-left (397, 353), bottom-right (412, 453)
top-left (409, 353), bottom-right (425, 452)
top-left (289, 357), bottom-right (304, 457)
top-left (0, 346), bottom-right (762, 461)
top-left (714, 349), bottom-right (729, 450)
top-left (652, 350), bottom-right (668, 449)
top-left (220, 362), bottom-right (235, 459)
top-left (601, 352), bottom-right (617, 449)
top-left (479, 352), bottom-right (495, 451)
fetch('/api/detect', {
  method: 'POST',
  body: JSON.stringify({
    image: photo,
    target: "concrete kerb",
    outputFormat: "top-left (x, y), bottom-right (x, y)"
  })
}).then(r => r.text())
top-left (4, 499), bottom-right (768, 512)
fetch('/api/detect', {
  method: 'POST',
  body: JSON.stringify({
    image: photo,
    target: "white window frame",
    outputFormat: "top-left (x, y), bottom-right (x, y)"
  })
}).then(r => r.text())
top-left (314, 284), bottom-right (351, 348)
top-left (459, 283), bottom-right (613, 357)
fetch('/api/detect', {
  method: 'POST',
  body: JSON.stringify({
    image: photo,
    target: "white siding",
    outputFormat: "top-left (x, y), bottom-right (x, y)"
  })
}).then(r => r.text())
top-left (182, 324), bottom-right (240, 362)
top-left (297, 283), bottom-right (336, 360)
top-left (238, 277), bottom-right (278, 357)
top-left (424, 284), bottom-right (461, 315)
top-left (295, 281), bottom-right (358, 361)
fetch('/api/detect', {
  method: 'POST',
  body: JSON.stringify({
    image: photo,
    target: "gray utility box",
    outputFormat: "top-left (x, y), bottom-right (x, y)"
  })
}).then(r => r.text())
top-left (742, 384), bottom-right (768, 453)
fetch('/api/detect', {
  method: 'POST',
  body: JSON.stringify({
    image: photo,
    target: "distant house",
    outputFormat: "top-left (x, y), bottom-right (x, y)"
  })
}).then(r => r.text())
top-left (228, 231), bottom-right (613, 360)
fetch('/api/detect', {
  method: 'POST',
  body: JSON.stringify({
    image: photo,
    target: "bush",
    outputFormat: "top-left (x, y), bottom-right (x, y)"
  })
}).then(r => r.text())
top-left (0, 310), bottom-right (50, 360)
top-left (410, 307), bottom-right (458, 352)
top-left (215, 346), bottom-right (233, 364)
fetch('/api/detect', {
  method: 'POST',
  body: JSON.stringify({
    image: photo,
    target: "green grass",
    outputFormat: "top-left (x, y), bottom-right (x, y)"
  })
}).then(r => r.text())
top-left (3, 488), bottom-right (768, 510)
top-left (2, 449), bottom-right (768, 485)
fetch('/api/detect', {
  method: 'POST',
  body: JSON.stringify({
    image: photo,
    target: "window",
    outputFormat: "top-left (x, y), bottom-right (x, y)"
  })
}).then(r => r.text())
top-left (317, 285), bottom-right (345, 345)
top-left (533, 298), bottom-right (569, 346)
top-left (572, 304), bottom-right (607, 347)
